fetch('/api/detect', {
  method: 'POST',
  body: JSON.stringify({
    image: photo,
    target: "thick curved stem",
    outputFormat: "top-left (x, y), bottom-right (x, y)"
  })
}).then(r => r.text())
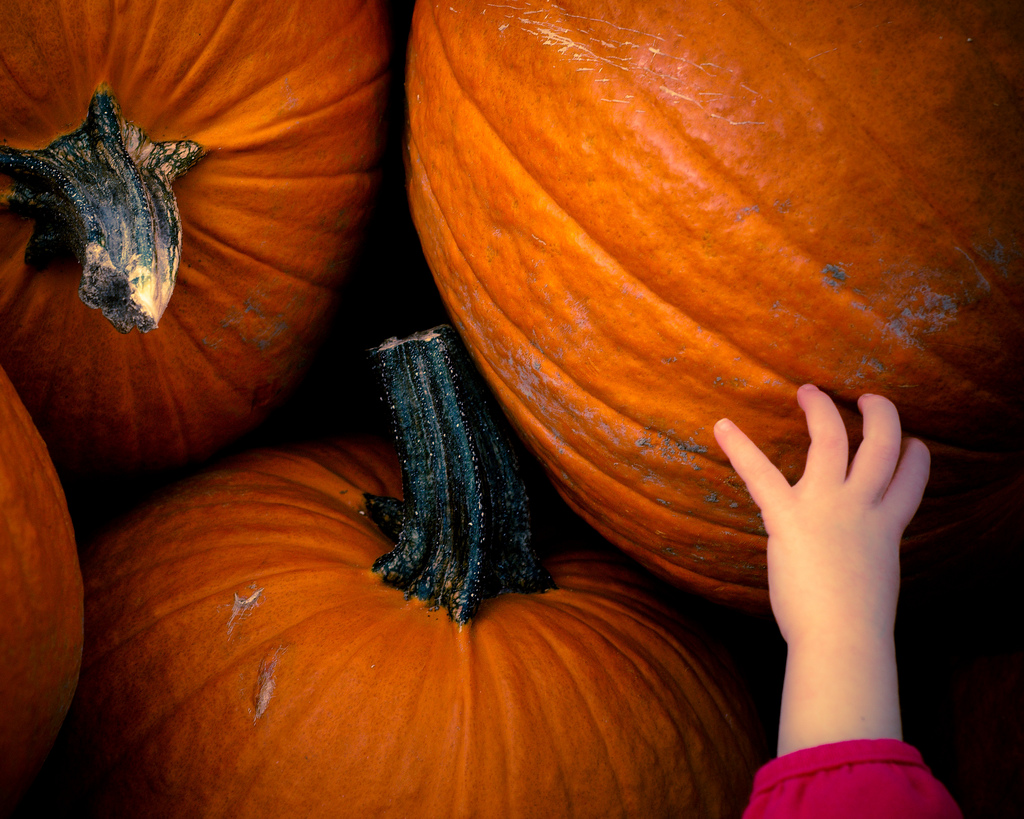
top-left (365, 324), bottom-right (555, 625)
top-left (0, 84), bottom-right (205, 333)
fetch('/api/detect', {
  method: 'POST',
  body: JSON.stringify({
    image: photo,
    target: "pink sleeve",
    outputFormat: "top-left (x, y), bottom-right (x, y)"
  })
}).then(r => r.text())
top-left (742, 738), bottom-right (963, 819)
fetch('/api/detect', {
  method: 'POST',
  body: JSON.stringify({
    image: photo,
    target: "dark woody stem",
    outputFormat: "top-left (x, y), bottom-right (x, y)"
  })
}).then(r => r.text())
top-left (0, 83), bottom-right (205, 333)
top-left (365, 324), bottom-right (555, 625)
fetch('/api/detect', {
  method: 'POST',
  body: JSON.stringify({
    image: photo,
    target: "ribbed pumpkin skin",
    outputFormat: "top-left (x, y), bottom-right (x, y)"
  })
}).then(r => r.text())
top-left (33, 437), bottom-right (766, 818)
top-left (0, 0), bottom-right (390, 476)
top-left (404, 0), bottom-right (1024, 611)
top-left (0, 365), bottom-right (82, 816)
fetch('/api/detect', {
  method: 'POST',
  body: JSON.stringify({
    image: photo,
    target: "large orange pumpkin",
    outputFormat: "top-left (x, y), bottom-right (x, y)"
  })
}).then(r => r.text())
top-left (0, 0), bottom-right (391, 476)
top-left (404, 0), bottom-right (1024, 611)
top-left (27, 431), bottom-right (767, 817)
top-left (0, 364), bottom-right (82, 816)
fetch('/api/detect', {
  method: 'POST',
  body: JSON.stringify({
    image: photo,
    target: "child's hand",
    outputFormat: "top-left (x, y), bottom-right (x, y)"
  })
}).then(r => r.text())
top-left (714, 384), bottom-right (930, 754)
top-left (714, 384), bottom-right (930, 644)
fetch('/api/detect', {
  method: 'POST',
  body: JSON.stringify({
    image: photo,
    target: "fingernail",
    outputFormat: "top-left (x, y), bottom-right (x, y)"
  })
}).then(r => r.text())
top-left (714, 418), bottom-right (734, 431)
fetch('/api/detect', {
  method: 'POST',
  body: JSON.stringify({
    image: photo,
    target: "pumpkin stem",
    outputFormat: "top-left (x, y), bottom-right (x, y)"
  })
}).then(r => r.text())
top-left (365, 324), bottom-right (555, 625)
top-left (0, 84), bottom-right (205, 333)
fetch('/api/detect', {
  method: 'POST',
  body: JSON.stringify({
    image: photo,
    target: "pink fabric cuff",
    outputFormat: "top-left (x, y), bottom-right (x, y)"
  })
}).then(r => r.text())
top-left (744, 738), bottom-right (963, 819)
top-left (754, 737), bottom-right (926, 789)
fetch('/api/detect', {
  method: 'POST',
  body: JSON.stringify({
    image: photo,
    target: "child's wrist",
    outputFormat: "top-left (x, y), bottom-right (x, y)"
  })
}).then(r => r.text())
top-left (778, 632), bottom-right (901, 755)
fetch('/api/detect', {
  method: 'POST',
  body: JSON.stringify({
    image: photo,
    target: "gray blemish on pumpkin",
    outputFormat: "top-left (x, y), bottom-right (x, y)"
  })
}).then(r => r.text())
top-left (676, 438), bottom-right (707, 455)
top-left (735, 205), bottom-right (759, 221)
top-left (218, 303), bottom-right (290, 351)
top-left (822, 263), bottom-right (847, 290)
top-left (885, 283), bottom-right (958, 347)
top-left (844, 355), bottom-right (887, 387)
top-left (253, 646), bottom-right (286, 724)
top-left (973, 235), bottom-right (1020, 278)
top-left (227, 585), bottom-right (263, 636)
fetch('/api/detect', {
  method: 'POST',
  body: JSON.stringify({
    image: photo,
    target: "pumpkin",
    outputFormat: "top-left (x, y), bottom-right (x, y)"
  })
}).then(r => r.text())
top-left (403, 0), bottom-right (1024, 612)
top-left (26, 328), bottom-right (767, 817)
top-left (0, 363), bottom-right (82, 816)
top-left (0, 0), bottom-right (391, 476)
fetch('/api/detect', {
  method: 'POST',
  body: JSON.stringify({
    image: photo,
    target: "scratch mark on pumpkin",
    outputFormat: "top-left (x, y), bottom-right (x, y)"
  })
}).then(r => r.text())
top-left (808, 47), bottom-right (839, 60)
top-left (954, 246), bottom-right (990, 293)
top-left (253, 646), bottom-right (286, 723)
top-left (227, 584), bottom-right (263, 636)
top-left (281, 77), bottom-right (298, 111)
top-left (659, 85), bottom-right (764, 125)
top-left (648, 47), bottom-right (721, 77)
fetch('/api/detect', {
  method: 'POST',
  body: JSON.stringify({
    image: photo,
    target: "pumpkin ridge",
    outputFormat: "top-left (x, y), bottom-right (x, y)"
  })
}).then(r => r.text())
top-left (408, 136), bottom-right (797, 465)
top-left (78, 629), bottom-right (308, 800)
top-left (156, 305), bottom-right (260, 404)
top-left (182, 212), bottom-right (348, 292)
top-left (491, 381), bottom-right (743, 542)
top-left (83, 485), bottom-right (382, 575)
top-left (220, 445), bottom-right (398, 503)
top-left (538, 613), bottom-right (633, 811)
top-left (737, 1), bottom-right (1024, 315)
top-left (494, 586), bottom-right (749, 814)
top-left (85, 555), bottom-right (418, 721)
top-left (458, 313), bottom-right (770, 536)
top-left (471, 623), bottom-right (518, 809)
top-left (527, 595), bottom-right (694, 751)
top-left (165, 2), bottom-right (388, 142)
top-left (411, 25), bottom-right (885, 401)
top-left (139, 334), bottom-right (194, 460)
top-left (729, 0), bottom-right (1024, 282)
top-left (418, 0), bottom-right (1024, 413)
top-left (117, 7), bottom-right (303, 125)
top-left (83, 559), bottom-right (393, 675)
top-left (472, 607), bottom-right (596, 813)
top-left (533, 582), bottom-right (725, 734)
top-left (166, 4), bottom-right (269, 103)
top-left (514, 426), bottom-right (767, 591)
top-left (206, 75), bottom-right (390, 154)
top-left (737, 0), bottom-right (1015, 240)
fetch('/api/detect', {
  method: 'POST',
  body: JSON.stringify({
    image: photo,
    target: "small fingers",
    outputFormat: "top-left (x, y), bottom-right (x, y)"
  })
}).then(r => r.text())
top-left (796, 384), bottom-right (849, 486)
top-left (847, 393), bottom-right (904, 501)
top-left (880, 437), bottom-right (931, 529)
top-left (714, 417), bottom-right (792, 511)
